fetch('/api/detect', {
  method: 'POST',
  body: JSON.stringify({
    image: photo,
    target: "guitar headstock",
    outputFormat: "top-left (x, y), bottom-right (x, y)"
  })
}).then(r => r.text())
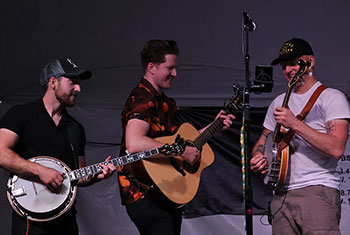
top-left (225, 85), bottom-right (243, 114)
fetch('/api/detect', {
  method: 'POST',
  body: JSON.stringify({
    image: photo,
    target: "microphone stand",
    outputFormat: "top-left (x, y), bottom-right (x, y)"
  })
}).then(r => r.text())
top-left (242, 12), bottom-right (255, 235)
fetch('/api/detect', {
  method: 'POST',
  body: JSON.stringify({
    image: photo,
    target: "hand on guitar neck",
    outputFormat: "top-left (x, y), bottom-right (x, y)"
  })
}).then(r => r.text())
top-left (183, 110), bottom-right (234, 165)
top-left (216, 110), bottom-right (235, 131)
top-left (200, 110), bottom-right (235, 133)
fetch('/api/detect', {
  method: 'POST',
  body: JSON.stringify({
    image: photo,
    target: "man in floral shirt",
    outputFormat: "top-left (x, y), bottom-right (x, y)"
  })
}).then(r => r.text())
top-left (118, 40), bottom-right (234, 235)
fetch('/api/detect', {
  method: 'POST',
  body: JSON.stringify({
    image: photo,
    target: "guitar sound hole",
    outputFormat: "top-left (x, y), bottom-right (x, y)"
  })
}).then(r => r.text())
top-left (183, 159), bottom-right (200, 174)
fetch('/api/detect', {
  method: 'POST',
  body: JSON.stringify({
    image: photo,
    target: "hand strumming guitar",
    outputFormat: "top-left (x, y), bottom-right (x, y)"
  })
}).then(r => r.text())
top-left (181, 146), bottom-right (201, 165)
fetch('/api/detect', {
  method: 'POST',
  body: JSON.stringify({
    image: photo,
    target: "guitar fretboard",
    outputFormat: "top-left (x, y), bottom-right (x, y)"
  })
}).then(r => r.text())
top-left (67, 148), bottom-right (160, 181)
top-left (193, 100), bottom-right (240, 148)
top-left (194, 118), bottom-right (224, 148)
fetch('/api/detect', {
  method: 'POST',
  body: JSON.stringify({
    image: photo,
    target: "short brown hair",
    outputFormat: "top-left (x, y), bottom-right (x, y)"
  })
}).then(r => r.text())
top-left (140, 40), bottom-right (179, 71)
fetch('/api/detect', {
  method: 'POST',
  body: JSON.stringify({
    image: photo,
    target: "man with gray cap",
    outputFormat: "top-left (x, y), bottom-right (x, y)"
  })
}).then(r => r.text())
top-left (0, 58), bottom-right (116, 235)
top-left (251, 38), bottom-right (350, 234)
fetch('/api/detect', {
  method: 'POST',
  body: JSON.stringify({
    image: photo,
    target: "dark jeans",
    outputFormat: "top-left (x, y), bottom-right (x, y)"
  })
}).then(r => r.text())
top-left (126, 196), bottom-right (182, 235)
top-left (11, 208), bottom-right (79, 235)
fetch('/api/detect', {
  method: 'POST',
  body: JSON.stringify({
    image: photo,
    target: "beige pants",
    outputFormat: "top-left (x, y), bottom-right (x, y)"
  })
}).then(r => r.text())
top-left (271, 185), bottom-right (341, 235)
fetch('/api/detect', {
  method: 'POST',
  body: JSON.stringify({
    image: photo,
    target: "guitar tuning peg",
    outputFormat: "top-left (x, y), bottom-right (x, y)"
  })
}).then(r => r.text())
top-left (125, 150), bottom-right (131, 156)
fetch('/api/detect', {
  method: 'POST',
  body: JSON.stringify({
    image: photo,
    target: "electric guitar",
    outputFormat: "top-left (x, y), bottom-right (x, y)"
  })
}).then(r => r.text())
top-left (7, 142), bottom-right (184, 222)
top-left (264, 60), bottom-right (309, 191)
top-left (130, 90), bottom-right (243, 204)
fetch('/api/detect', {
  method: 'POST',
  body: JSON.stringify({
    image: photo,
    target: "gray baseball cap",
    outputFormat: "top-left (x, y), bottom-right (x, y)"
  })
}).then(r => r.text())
top-left (40, 58), bottom-right (91, 85)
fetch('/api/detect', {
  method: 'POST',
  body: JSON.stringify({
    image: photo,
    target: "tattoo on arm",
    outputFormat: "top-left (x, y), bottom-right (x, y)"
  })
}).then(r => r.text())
top-left (262, 132), bottom-right (269, 137)
top-left (256, 144), bottom-right (265, 154)
top-left (325, 120), bottom-right (335, 134)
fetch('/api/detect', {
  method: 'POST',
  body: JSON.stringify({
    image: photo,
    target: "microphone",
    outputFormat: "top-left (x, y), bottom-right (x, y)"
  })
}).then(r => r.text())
top-left (243, 12), bottom-right (256, 31)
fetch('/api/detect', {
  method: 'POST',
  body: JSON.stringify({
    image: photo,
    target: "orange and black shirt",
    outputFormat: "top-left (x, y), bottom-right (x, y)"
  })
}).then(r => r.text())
top-left (118, 78), bottom-right (179, 205)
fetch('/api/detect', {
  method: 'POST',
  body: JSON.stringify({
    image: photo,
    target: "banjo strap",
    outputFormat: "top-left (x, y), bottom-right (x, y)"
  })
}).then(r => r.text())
top-left (66, 118), bottom-right (82, 169)
top-left (279, 85), bottom-right (327, 148)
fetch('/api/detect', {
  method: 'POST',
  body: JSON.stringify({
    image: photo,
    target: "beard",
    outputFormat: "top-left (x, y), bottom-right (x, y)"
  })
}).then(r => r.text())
top-left (55, 90), bottom-right (77, 107)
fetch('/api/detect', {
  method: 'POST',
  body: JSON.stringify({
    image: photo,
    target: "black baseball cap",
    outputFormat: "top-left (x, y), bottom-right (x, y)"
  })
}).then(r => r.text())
top-left (40, 58), bottom-right (92, 86)
top-left (271, 38), bottom-right (314, 65)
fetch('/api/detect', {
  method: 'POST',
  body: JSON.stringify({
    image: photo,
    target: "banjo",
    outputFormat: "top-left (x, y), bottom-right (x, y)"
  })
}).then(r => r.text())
top-left (263, 60), bottom-right (309, 191)
top-left (7, 142), bottom-right (184, 222)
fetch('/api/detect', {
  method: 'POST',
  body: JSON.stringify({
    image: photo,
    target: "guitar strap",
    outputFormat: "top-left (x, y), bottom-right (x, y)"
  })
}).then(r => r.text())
top-left (279, 85), bottom-right (327, 148)
top-left (66, 118), bottom-right (81, 169)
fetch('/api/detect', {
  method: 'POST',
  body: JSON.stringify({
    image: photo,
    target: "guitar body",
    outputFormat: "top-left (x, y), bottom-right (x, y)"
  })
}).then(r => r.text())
top-left (131, 122), bottom-right (214, 204)
top-left (7, 157), bottom-right (76, 222)
top-left (264, 134), bottom-right (290, 191)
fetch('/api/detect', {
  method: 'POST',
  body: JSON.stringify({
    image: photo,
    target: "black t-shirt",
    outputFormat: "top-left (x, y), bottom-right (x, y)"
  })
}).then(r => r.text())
top-left (0, 99), bottom-right (86, 170)
top-left (0, 99), bottom-right (86, 234)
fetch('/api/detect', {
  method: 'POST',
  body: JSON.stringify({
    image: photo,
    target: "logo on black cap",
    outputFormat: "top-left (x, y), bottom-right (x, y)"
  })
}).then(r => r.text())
top-left (67, 58), bottom-right (78, 69)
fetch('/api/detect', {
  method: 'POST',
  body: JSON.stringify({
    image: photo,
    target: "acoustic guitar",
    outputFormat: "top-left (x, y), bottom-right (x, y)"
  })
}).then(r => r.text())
top-left (131, 91), bottom-right (242, 204)
top-left (7, 142), bottom-right (183, 221)
top-left (264, 60), bottom-right (309, 191)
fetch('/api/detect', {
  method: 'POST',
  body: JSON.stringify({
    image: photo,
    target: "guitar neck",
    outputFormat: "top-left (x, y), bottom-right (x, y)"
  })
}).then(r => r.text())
top-left (193, 118), bottom-right (223, 148)
top-left (67, 148), bottom-right (160, 181)
top-left (194, 100), bottom-right (242, 148)
top-left (194, 102), bottom-right (239, 148)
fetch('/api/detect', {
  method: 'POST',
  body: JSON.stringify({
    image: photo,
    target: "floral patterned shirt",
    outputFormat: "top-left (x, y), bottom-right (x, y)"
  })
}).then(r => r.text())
top-left (118, 78), bottom-right (179, 205)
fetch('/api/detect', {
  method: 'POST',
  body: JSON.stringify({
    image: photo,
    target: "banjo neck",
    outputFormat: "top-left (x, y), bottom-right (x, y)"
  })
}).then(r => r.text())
top-left (273, 60), bottom-right (309, 142)
top-left (67, 148), bottom-right (161, 181)
top-left (272, 80), bottom-right (295, 142)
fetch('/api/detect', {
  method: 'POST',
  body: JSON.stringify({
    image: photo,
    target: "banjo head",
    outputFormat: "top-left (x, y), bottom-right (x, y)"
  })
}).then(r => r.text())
top-left (7, 156), bottom-right (77, 221)
top-left (263, 133), bottom-right (274, 185)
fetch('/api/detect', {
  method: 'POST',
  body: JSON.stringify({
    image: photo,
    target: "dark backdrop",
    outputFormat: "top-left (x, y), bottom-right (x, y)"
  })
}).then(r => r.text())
top-left (1, 1), bottom-right (350, 234)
